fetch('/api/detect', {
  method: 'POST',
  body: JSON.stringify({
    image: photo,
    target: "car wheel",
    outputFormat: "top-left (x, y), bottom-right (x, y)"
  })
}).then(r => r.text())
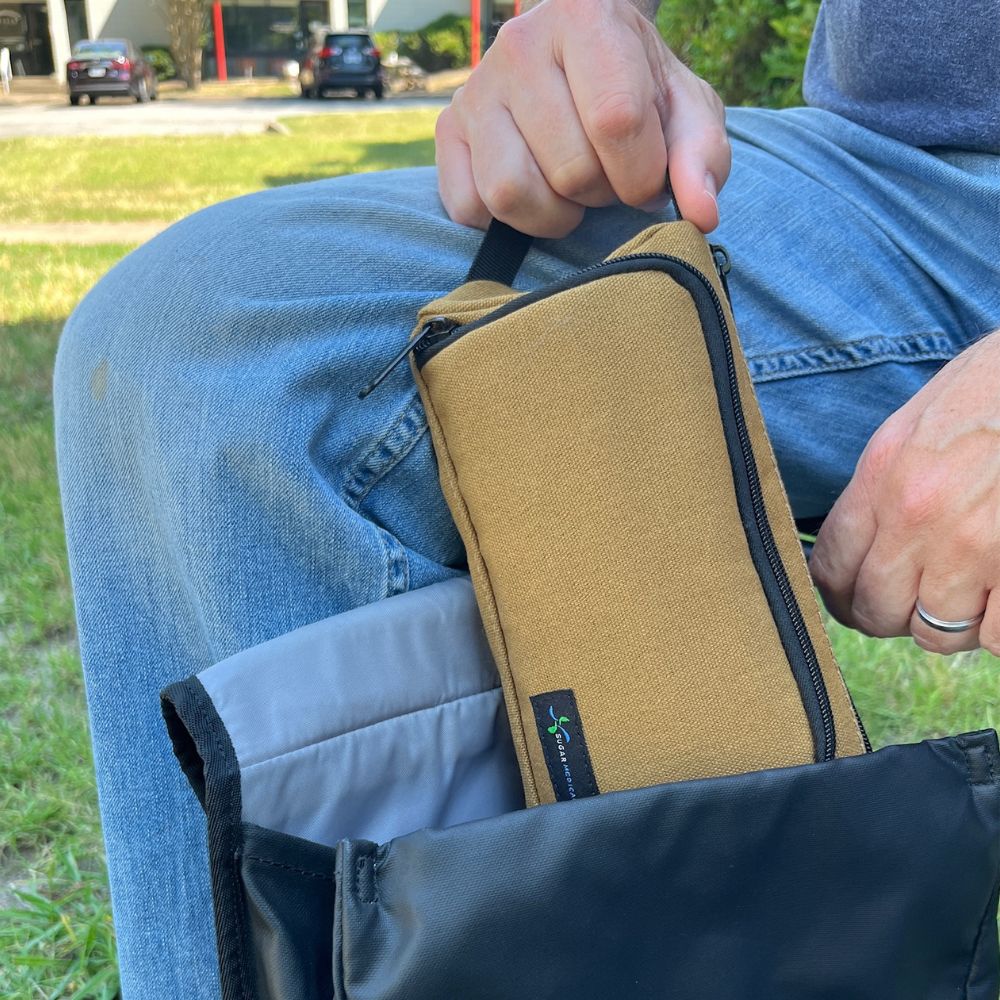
top-left (69, 94), bottom-right (81, 106)
top-left (136, 78), bottom-right (150, 103)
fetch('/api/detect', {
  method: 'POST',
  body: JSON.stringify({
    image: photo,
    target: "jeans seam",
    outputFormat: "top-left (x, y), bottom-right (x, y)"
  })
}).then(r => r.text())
top-left (341, 391), bottom-right (427, 600)
top-left (378, 525), bottom-right (409, 598)
top-left (745, 330), bottom-right (958, 383)
top-left (341, 389), bottom-right (428, 511)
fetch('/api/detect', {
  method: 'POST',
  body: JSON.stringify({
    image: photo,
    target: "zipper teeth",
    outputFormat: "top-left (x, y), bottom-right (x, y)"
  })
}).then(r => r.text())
top-left (695, 268), bottom-right (837, 762)
top-left (424, 251), bottom-right (836, 761)
top-left (413, 324), bottom-right (455, 356)
top-left (649, 254), bottom-right (836, 760)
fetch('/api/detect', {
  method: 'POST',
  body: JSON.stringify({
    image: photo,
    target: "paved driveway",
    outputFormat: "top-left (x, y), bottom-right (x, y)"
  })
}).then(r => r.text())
top-left (0, 93), bottom-right (449, 139)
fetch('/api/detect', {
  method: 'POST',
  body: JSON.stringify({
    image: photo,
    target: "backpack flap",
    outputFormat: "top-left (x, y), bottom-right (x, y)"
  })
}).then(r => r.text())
top-left (161, 576), bottom-right (524, 1000)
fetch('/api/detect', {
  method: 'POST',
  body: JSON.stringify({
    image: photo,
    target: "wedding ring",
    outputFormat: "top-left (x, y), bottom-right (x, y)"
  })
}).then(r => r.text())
top-left (915, 600), bottom-right (985, 634)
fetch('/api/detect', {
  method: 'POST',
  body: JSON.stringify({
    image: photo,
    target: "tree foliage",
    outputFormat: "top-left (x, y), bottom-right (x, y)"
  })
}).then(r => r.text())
top-left (376, 2), bottom-right (819, 104)
top-left (657, 0), bottom-right (819, 108)
top-left (375, 15), bottom-right (472, 73)
top-left (141, 46), bottom-right (177, 81)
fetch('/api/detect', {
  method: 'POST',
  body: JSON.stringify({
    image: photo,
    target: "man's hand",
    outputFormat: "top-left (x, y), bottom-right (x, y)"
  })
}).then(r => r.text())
top-left (435, 0), bottom-right (730, 237)
top-left (811, 331), bottom-right (1000, 656)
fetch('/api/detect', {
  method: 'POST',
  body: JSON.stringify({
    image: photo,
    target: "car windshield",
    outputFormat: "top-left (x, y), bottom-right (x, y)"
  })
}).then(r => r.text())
top-left (73, 41), bottom-right (127, 59)
top-left (324, 34), bottom-right (369, 48)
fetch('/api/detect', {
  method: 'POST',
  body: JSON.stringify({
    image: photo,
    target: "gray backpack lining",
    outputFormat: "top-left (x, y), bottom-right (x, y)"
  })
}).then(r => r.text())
top-left (196, 576), bottom-right (525, 845)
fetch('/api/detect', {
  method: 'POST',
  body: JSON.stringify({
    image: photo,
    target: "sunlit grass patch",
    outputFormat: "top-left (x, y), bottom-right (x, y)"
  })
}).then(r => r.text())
top-left (0, 110), bottom-right (439, 225)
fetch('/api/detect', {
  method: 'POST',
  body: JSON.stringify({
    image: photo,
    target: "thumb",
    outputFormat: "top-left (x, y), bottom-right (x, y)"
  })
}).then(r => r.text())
top-left (810, 476), bottom-right (878, 627)
top-left (648, 43), bottom-right (731, 232)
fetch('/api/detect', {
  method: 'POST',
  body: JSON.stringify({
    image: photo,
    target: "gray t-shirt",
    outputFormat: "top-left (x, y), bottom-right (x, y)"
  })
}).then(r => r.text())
top-left (803, 0), bottom-right (1000, 153)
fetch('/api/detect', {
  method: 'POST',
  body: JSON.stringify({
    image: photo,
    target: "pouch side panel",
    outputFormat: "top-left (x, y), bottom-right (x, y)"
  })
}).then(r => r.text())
top-left (161, 677), bottom-right (257, 1000)
top-left (609, 222), bottom-right (866, 757)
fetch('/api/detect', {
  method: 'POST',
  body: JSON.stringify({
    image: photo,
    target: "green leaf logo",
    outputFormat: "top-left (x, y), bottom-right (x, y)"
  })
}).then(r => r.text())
top-left (546, 709), bottom-right (572, 743)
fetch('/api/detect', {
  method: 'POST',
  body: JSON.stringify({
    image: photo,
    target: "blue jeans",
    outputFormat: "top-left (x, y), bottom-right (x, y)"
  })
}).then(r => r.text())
top-left (54, 107), bottom-right (1000, 998)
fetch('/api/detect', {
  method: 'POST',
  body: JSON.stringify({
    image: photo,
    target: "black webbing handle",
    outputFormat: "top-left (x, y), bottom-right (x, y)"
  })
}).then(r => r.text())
top-left (359, 182), bottom-right (685, 397)
top-left (465, 179), bottom-right (684, 287)
top-left (465, 218), bottom-right (534, 285)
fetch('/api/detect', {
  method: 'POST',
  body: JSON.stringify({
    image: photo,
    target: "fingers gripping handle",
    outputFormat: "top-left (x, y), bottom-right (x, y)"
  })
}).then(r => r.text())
top-left (466, 179), bottom-right (683, 286)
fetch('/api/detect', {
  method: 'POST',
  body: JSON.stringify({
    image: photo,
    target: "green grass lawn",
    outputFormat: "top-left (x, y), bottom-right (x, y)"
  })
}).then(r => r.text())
top-left (1, 244), bottom-right (133, 999)
top-left (2, 111), bottom-right (999, 997)
top-left (0, 110), bottom-right (438, 224)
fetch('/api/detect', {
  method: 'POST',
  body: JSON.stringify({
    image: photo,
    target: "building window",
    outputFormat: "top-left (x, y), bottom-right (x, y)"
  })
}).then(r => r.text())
top-left (64, 0), bottom-right (88, 47)
top-left (0, 3), bottom-right (54, 74)
top-left (347, 0), bottom-right (366, 27)
top-left (215, 0), bottom-right (300, 69)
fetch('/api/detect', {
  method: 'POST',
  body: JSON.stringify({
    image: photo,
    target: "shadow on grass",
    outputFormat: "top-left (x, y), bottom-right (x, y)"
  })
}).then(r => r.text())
top-left (262, 137), bottom-right (436, 190)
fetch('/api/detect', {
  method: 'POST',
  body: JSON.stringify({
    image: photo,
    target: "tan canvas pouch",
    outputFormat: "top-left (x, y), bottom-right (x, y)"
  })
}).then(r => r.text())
top-left (367, 218), bottom-right (868, 807)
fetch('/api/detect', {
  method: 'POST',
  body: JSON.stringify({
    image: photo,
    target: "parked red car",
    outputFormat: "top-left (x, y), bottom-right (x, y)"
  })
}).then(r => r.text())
top-left (67, 39), bottom-right (158, 105)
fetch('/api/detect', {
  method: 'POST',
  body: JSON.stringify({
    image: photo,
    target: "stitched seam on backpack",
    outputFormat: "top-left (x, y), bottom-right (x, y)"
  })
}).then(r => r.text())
top-left (960, 738), bottom-right (998, 787)
top-left (354, 852), bottom-right (379, 905)
top-left (244, 855), bottom-right (335, 881)
top-left (239, 686), bottom-right (502, 772)
top-left (962, 865), bottom-right (1000, 996)
top-left (199, 691), bottom-right (251, 1000)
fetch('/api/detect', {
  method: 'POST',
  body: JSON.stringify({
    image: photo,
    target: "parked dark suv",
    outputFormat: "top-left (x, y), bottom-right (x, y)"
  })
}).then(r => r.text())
top-left (67, 39), bottom-right (158, 105)
top-left (299, 31), bottom-right (384, 100)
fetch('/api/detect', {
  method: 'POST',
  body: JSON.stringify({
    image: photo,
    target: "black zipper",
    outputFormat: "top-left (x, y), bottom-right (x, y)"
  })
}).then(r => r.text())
top-left (358, 316), bottom-right (456, 399)
top-left (407, 251), bottom-right (838, 762)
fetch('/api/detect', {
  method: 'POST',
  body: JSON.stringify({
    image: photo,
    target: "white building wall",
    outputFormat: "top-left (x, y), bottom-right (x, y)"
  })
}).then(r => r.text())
top-left (85, 0), bottom-right (170, 47)
top-left (46, 0), bottom-right (71, 79)
top-left (329, 0), bottom-right (347, 29)
top-left (369, 0), bottom-right (465, 31)
top-left (47, 0), bottom-right (464, 80)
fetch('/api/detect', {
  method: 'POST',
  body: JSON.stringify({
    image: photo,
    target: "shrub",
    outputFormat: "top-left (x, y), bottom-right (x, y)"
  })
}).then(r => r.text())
top-left (141, 45), bottom-right (177, 81)
top-left (657, 0), bottom-right (820, 108)
top-left (397, 14), bottom-right (471, 72)
top-left (373, 31), bottom-right (400, 58)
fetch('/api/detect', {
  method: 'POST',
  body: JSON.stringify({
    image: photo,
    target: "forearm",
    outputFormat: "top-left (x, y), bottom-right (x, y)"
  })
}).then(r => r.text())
top-left (521, 0), bottom-right (660, 19)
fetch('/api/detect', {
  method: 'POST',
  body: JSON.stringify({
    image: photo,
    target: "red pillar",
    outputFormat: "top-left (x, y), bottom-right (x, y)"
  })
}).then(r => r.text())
top-left (212, 1), bottom-right (228, 82)
top-left (513, 0), bottom-right (521, 14)
top-left (471, 0), bottom-right (481, 67)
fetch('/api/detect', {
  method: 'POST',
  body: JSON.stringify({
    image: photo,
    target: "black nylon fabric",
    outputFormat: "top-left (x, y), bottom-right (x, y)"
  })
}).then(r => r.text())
top-left (329, 732), bottom-right (1000, 1000)
top-left (166, 667), bottom-right (1000, 999)
top-left (241, 825), bottom-right (337, 1000)
top-left (465, 218), bottom-right (533, 285)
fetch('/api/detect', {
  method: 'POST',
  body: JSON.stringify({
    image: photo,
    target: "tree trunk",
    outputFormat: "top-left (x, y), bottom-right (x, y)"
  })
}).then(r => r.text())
top-left (166, 0), bottom-right (206, 89)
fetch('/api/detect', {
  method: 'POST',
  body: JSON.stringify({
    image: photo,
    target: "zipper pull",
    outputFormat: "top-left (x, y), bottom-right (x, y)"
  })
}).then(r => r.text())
top-left (357, 316), bottom-right (454, 399)
top-left (710, 243), bottom-right (732, 304)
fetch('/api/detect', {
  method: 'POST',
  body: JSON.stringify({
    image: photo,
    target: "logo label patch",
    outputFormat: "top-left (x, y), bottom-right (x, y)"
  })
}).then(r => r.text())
top-left (530, 689), bottom-right (599, 802)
